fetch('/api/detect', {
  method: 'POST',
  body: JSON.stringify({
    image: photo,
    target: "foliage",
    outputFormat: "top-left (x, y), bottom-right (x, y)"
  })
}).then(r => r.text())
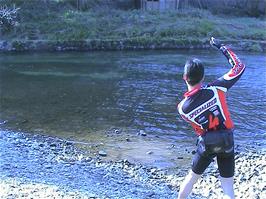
top-left (1, 1), bottom-right (265, 51)
top-left (0, 4), bottom-right (20, 33)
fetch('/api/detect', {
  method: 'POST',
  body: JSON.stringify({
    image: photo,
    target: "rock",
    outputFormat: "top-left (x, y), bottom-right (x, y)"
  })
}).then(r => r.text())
top-left (88, 193), bottom-right (97, 198)
top-left (21, 119), bottom-right (29, 124)
top-left (140, 130), bottom-right (146, 136)
top-left (147, 151), bottom-right (153, 155)
top-left (167, 144), bottom-right (175, 149)
top-left (29, 141), bottom-right (38, 149)
top-left (115, 129), bottom-right (121, 134)
top-left (146, 191), bottom-right (155, 197)
top-left (39, 143), bottom-right (45, 147)
top-left (66, 141), bottom-right (73, 146)
top-left (50, 143), bottom-right (57, 147)
top-left (123, 159), bottom-right (130, 164)
top-left (83, 157), bottom-right (93, 162)
top-left (126, 138), bottom-right (130, 142)
top-left (177, 157), bottom-right (184, 159)
top-left (0, 120), bottom-right (8, 125)
top-left (99, 150), bottom-right (107, 157)
top-left (117, 180), bottom-right (123, 184)
top-left (44, 164), bottom-right (53, 169)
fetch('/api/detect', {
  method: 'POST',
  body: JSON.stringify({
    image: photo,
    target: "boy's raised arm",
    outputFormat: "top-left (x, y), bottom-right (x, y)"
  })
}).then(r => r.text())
top-left (209, 37), bottom-right (246, 91)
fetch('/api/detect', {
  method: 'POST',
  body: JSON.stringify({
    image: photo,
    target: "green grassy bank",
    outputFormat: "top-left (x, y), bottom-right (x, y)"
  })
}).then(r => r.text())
top-left (1, 1), bottom-right (265, 52)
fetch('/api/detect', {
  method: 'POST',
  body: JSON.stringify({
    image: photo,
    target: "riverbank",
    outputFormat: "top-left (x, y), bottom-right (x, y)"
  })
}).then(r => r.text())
top-left (0, 130), bottom-right (265, 199)
top-left (1, 1), bottom-right (266, 52)
top-left (1, 38), bottom-right (266, 52)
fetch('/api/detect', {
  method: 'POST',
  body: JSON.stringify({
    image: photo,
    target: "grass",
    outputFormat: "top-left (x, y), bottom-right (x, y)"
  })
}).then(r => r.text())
top-left (1, 1), bottom-right (266, 51)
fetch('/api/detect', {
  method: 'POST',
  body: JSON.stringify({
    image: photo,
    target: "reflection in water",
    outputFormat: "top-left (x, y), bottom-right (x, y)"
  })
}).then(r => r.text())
top-left (17, 71), bottom-right (123, 79)
top-left (0, 50), bottom-right (265, 167)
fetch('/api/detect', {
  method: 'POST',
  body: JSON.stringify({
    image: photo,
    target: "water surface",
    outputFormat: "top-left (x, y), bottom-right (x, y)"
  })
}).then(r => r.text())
top-left (0, 50), bottom-right (265, 167)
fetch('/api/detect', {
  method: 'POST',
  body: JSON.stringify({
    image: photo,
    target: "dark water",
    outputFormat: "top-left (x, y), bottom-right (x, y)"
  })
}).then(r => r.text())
top-left (0, 50), bottom-right (265, 167)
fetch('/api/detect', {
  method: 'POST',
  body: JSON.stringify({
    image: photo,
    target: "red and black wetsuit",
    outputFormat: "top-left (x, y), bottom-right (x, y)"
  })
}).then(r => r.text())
top-left (178, 46), bottom-right (245, 136)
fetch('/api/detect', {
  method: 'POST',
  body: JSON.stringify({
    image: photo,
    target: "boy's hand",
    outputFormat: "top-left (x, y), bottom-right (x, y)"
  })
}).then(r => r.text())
top-left (210, 37), bottom-right (223, 49)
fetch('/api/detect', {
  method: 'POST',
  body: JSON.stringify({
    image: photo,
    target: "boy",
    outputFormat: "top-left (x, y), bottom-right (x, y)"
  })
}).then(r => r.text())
top-left (177, 37), bottom-right (245, 199)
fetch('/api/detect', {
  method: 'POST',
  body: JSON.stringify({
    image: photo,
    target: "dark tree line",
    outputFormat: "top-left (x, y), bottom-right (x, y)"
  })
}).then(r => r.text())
top-left (0, 4), bottom-right (19, 33)
top-left (0, 0), bottom-right (265, 16)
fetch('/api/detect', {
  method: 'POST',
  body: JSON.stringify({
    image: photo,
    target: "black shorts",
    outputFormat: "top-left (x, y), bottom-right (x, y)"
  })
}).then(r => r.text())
top-left (192, 130), bottom-right (235, 178)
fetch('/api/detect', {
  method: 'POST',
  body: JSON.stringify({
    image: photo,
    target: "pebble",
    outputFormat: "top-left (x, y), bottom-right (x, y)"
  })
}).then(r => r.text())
top-left (1, 131), bottom-right (265, 199)
top-left (99, 150), bottom-right (107, 157)
top-left (50, 143), bottom-right (57, 147)
top-left (83, 157), bottom-right (93, 162)
top-left (88, 193), bottom-right (97, 198)
top-left (21, 120), bottom-right (29, 124)
top-left (140, 130), bottom-right (147, 136)
top-left (0, 120), bottom-right (8, 125)
top-left (66, 141), bottom-right (72, 146)
top-left (115, 129), bottom-right (121, 134)
top-left (44, 165), bottom-right (52, 169)
top-left (39, 143), bottom-right (45, 147)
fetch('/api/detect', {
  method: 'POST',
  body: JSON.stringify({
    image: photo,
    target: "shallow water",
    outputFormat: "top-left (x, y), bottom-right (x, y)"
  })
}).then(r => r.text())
top-left (0, 50), bottom-right (265, 167)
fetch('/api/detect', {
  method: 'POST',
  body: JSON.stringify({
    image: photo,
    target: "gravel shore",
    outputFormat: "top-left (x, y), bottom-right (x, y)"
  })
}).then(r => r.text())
top-left (0, 130), bottom-right (265, 199)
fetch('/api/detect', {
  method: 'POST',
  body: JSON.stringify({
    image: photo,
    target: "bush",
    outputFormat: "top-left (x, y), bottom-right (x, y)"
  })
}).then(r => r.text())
top-left (0, 5), bottom-right (20, 33)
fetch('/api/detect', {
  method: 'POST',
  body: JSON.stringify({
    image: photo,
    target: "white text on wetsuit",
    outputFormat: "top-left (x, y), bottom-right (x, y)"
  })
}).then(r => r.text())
top-left (189, 98), bottom-right (217, 119)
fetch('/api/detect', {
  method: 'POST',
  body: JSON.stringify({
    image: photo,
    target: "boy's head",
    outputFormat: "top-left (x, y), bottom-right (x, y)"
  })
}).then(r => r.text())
top-left (183, 58), bottom-right (204, 86)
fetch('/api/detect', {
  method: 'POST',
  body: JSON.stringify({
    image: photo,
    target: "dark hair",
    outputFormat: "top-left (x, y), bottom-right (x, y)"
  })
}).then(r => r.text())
top-left (184, 58), bottom-right (204, 86)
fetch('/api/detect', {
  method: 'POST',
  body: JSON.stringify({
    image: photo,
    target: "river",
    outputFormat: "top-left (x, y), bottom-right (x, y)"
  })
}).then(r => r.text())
top-left (0, 50), bottom-right (265, 168)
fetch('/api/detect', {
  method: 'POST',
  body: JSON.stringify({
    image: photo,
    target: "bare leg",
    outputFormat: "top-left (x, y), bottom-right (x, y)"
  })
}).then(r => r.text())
top-left (219, 176), bottom-right (235, 199)
top-left (177, 170), bottom-right (201, 199)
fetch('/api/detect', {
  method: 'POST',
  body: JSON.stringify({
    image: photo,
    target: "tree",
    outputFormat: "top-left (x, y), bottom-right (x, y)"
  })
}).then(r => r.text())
top-left (0, 4), bottom-right (20, 33)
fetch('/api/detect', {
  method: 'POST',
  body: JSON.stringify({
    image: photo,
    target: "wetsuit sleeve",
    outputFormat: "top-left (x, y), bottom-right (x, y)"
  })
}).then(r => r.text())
top-left (209, 46), bottom-right (245, 91)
